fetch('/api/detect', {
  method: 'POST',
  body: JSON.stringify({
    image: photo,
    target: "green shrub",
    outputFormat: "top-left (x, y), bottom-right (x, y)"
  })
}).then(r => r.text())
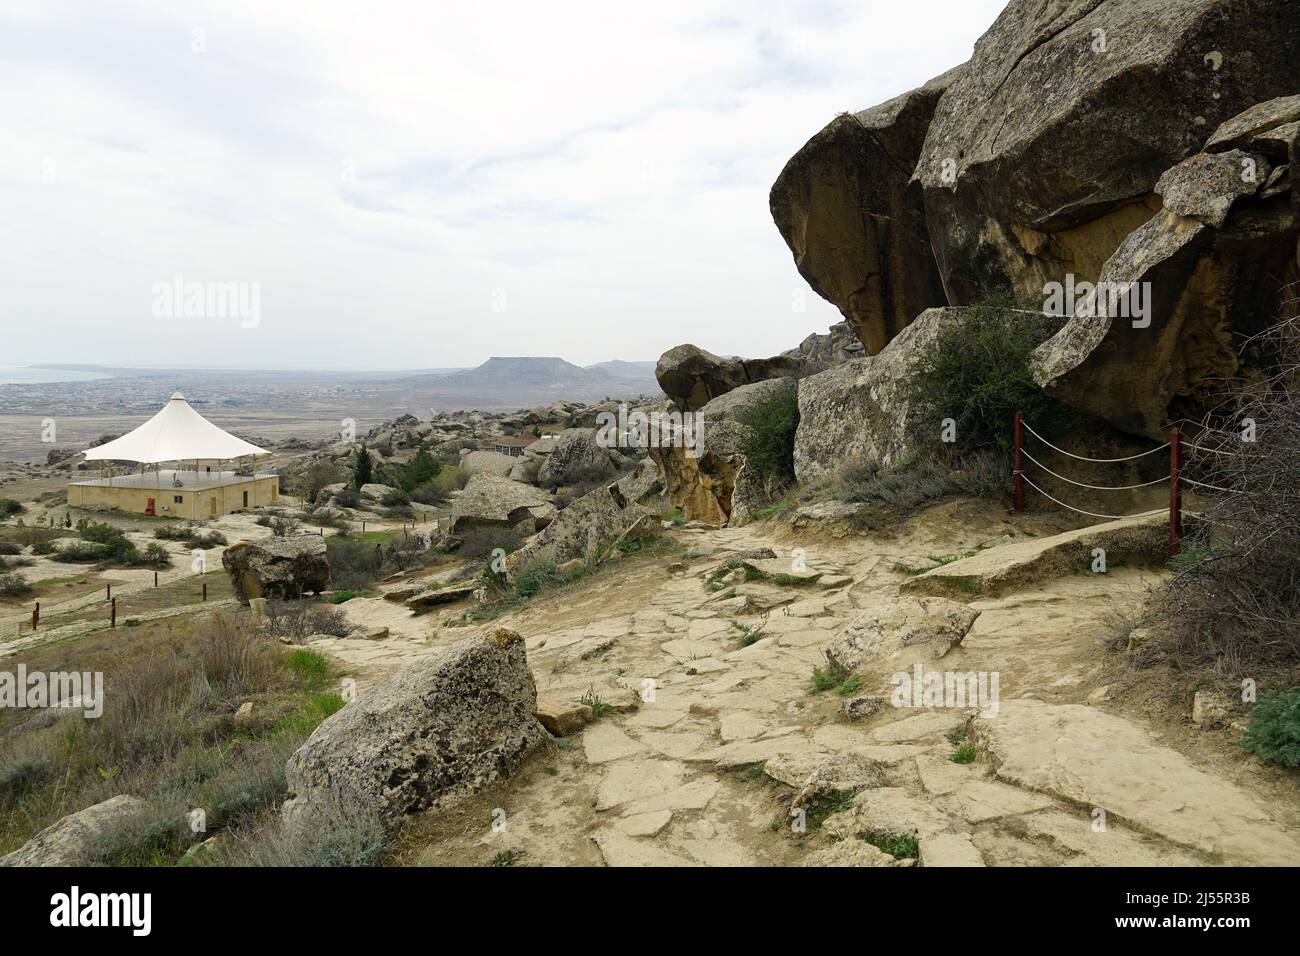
top-left (738, 381), bottom-right (800, 493)
top-left (0, 572), bottom-right (32, 597)
top-left (864, 831), bottom-right (920, 860)
top-left (0, 498), bottom-right (23, 519)
top-left (514, 560), bottom-right (561, 599)
top-left (385, 450), bottom-right (441, 492)
top-left (0, 540), bottom-right (21, 556)
top-left (906, 294), bottom-right (1073, 456)
top-left (1241, 688), bottom-right (1300, 767)
top-left (835, 451), bottom-right (1007, 525)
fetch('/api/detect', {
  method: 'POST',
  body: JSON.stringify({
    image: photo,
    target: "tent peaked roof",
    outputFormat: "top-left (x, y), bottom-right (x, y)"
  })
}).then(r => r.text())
top-left (82, 391), bottom-right (269, 464)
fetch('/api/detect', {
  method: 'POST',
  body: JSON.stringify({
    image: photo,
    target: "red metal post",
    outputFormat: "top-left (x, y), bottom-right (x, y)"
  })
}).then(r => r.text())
top-left (110, 597), bottom-right (117, 629)
top-left (1169, 428), bottom-right (1183, 556)
top-left (1013, 411), bottom-right (1025, 513)
top-left (32, 602), bottom-right (39, 631)
top-left (202, 582), bottom-right (208, 602)
top-left (154, 570), bottom-right (159, 588)
top-left (106, 584), bottom-right (111, 601)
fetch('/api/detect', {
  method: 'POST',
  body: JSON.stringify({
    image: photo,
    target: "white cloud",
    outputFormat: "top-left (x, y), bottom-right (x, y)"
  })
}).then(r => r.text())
top-left (0, 0), bottom-right (1005, 369)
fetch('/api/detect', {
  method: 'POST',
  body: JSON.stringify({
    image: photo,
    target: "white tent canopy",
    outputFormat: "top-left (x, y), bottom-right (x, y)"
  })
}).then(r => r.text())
top-left (82, 391), bottom-right (269, 464)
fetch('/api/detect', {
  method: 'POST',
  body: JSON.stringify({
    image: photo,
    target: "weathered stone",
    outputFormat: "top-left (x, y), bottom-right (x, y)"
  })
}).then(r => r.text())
top-left (405, 584), bottom-right (476, 611)
top-left (651, 379), bottom-right (788, 526)
top-left (459, 450), bottom-right (518, 478)
top-left (656, 344), bottom-right (799, 412)
top-left (1192, 690), bottom-right (1232, 727)
top-left (222, 534), bottom-right (330, 604)
top-left (914, 0), bottom-right (1300, 307)
top-left (826, 596), bottom-right (979, 673)
top-left (0, 795), bottom-right (148, 866)
top-left (770, 67), bottom-right (960, 353)
top-left (448, 473), bottom-right (555, 539)
top-left (842, 695), bottom-right (886, 721)
top-left (282, 627), bottom-right (545, 835)
top-left (505, 484), bottom-right (645, 579)
top-left (536, 696), bottom-right (592, 736)
top-left (536, 428), bottom-right (625, 487)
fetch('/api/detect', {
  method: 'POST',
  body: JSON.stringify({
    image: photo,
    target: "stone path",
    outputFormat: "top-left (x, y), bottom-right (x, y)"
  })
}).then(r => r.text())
top-left (318, 508), bottom-right (1300, 866)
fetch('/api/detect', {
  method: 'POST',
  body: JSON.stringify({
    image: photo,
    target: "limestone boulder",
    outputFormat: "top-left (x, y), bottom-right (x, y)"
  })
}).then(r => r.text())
top-left (914, 0), bottom-right (1300, 306)
top-left (0, 795), bottom-right (148, 866)
top-left (826, 596), bottom-right (979, 673)
top-left (504, 483), bottom-right (647, 578)
top-left (536, 428), bottom-right (626, 488)
top-left (650, 379), bottom-right (787, 526)
top-left (459, 450), bottom-right (518, 478)
top-left (222, 534), bottom-right (331, 604)
top-left (1033, 108), bottom-right (1300, 437)
top-left (283, 627), bottom-right (546, 835)
top-left (770, 67), bottom-right (960, 353)
top-left (447, 473), bottom-right (555, 539)
top-left (656, 344), bottom-right (799, 412)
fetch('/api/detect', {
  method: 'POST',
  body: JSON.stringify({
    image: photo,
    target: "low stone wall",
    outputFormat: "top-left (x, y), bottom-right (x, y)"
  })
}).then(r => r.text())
top-left (68, 475), bottom-right (280, 519)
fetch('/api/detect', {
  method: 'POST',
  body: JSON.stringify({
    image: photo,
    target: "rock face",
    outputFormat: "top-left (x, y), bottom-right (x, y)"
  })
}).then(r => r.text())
top-left (536, 428), bottom-right (629, 487)
top-left (222, 534), bottom-right (330, 604)
top-left (771, 0), bottom-right (1300, 436)
top-left (1032, 102), bottom-right (1300, 437)
top-left (656, 325), bottom-right (864, 413)
top-left (914, 0), bottom-right (1300, 307)
top-left (447, 473), bottom-right (555, 539)
top-left (826, 597), bottom-right (978, 673)
top-left (656, 344), bottom-right (800, 412)
top-left (770, 67), bottom-right (960, 353)
top-left (650, 378), bottom-right (787, 526)
top-left (282, 627), bottom-right (546, 835)
top-left (459, 449), bottom-right (518, 478)
top-left (0, 795), bottom-right (147, 866)
top-left (505, 483), bottom-right (648, 578)
top-left (792, 307), bottom-right (970, 485)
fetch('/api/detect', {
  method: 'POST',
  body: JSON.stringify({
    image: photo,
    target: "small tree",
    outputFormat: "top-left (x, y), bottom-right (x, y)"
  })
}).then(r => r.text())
top-left (352, 443), bottom-right (373, 490)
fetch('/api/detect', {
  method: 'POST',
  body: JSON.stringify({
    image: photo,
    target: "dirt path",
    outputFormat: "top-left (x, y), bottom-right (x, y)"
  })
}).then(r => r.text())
top-left (319, 505), bottom-right (1300, 866)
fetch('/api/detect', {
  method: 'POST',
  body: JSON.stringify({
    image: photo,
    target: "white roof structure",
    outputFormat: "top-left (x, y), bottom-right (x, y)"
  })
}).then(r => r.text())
top-left (82, 391), bottom-right (269, 464)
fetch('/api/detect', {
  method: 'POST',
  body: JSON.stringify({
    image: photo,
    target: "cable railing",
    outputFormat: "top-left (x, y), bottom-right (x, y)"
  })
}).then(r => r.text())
top-left (1012, 411), bottom-right (1187, 554)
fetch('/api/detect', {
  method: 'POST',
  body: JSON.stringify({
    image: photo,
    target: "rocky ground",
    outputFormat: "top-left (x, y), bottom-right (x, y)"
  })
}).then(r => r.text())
top-left (306, 501), bottom-right (1300, 868)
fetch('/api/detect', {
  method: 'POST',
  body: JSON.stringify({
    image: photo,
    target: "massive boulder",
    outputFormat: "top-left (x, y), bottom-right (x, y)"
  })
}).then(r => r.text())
top-left (447, 473), bottom-right (555, 539)
top-left (282, 627), bottom-right (546, 835)
top-left (0, 795), bottom-right (148, 867)
top-left (1032, 103), bottom-right (1300, 437)
top-left (657, 325), bottom-right (865, 413)
top-left (650, 378), bottom-right (789, 526)
top-left (913, 0), bottom-right (1300, 306)
top-left (222, 534), bottom-right (330, 603)
top-left (793, 307), bottom-right (1006, 485)
top-left (459, 449), bottom-right (518, 478)
top-left (770, 67), bottom-right (960, 353)
top-left (657, 344), bottom-right (800, 412)
top-left (536, 427), bottom-right (630, 487)
top-left (505, 482), bottom-right (650, 577)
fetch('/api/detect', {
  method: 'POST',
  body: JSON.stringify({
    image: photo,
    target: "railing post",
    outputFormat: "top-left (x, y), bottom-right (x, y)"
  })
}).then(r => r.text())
top-left (110, 597), bottom-right (117, 629)
top-left (1169, 428), bottom-right (1183, 556)
top-left (32, 602), bottom-right (39, 631)
top-left (202, 582), bottom-right (208, 602)
top-left (1013, 411), bottom-right (1025, 513)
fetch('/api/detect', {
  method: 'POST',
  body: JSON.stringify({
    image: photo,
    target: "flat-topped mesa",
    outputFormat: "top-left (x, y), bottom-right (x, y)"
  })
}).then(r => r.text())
top-left (769, 66), bottom-right (960, 354)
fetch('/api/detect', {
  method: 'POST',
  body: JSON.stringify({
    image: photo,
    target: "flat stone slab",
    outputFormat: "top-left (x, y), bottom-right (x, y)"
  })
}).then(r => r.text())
top-left (906, 513), bottom-right (1169, 598)
top-left (405, 584), bottom-right (476, 610)
top-left (582, 723), bottom-right (646, 764)
top-left (974, 699), bottom-right (1300, 865)
top-left (920, 832), bottom-right (986, 867)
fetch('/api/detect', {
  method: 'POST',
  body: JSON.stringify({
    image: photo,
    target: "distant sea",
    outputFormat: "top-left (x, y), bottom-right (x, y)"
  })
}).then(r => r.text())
top-left (0, 366), bottom-right (112, 384)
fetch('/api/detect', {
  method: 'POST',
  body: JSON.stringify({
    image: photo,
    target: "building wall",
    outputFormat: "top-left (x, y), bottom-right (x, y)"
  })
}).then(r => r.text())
top-left (68, 476), bottom-right (279, 519)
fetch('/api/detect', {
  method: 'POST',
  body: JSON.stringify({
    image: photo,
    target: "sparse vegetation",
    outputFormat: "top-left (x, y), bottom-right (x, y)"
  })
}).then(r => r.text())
top-left (738, 380), bottom-right (800, 500)
top-left (1241, 688), bottom-right (1300, 768)
top-left (864, 831), bottom-right (919, 860)
top-left (950, 744), bottom-right (977, 765)
top-left (0, 498), bottom-right (25, 519)
top-left (811, 658), bottom-right (856, 695)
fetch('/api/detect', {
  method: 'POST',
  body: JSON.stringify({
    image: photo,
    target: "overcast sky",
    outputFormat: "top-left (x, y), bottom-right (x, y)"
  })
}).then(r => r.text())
top-left (1, 0), bottom-right (1005, 370)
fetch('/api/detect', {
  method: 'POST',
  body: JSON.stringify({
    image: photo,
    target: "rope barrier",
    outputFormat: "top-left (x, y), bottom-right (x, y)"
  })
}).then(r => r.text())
top-left (1021, 419), bottom-right (1170, 462)
top-left (1020, 449), bottom-right (1170, 491)
top-left (1182, 476), bottom-right (1238, 494)
top-left (1018, 475), bottom-right (1167, 521)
